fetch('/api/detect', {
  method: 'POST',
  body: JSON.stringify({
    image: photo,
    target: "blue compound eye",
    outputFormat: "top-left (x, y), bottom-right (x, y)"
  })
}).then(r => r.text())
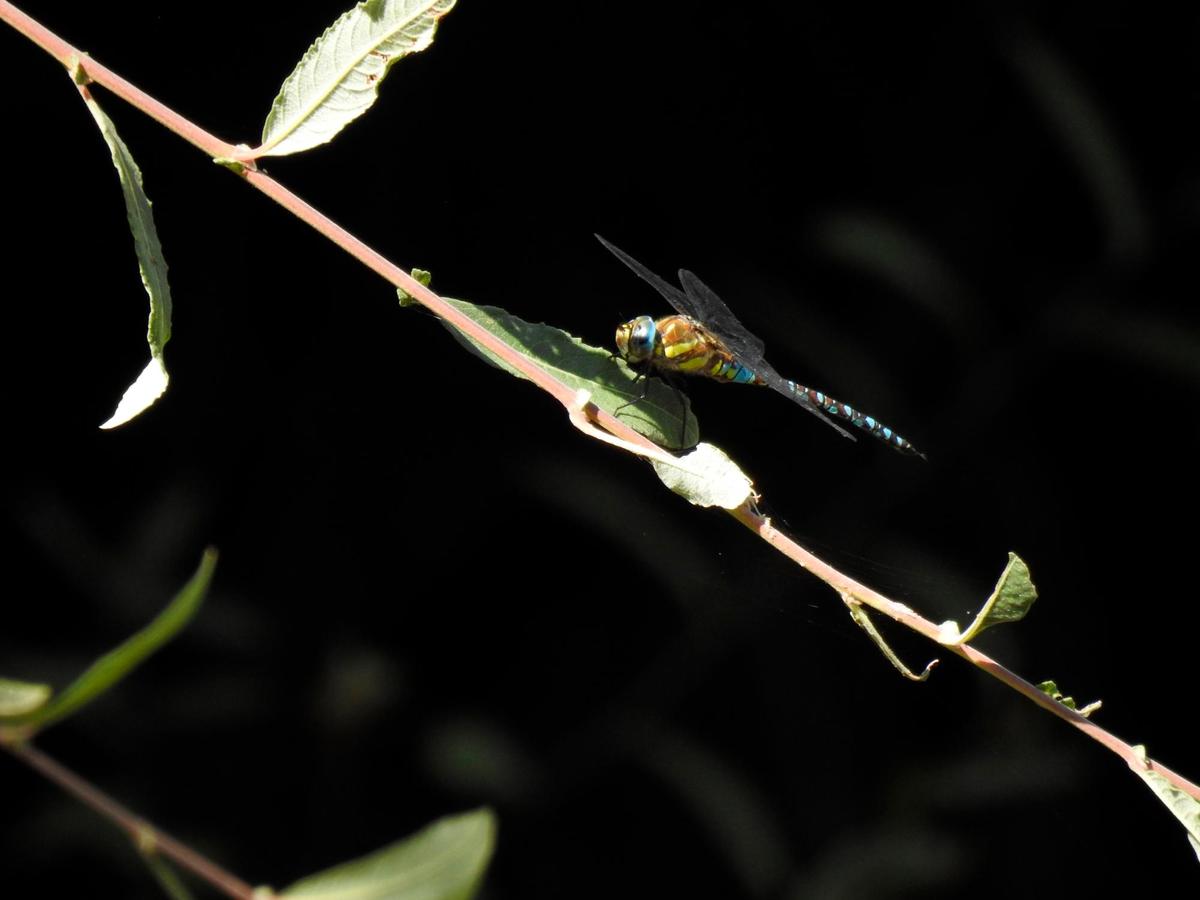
top-left (627, 316), bottom-right (656, 360)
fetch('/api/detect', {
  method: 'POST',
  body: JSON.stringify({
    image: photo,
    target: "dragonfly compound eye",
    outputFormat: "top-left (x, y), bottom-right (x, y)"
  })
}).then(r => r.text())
top-left (624, 315), bottom-right (656, 362)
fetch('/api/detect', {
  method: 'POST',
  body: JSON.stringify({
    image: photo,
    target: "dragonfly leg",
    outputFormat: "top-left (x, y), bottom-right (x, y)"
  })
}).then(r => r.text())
top-left (614, 368), bottom-right (693, 449)
top-left (614, 368), bottom-right (652, 416)
top-left (671, 381), bottom-right (690, 449)
top-left (654, 370), bottom-right (692, 449)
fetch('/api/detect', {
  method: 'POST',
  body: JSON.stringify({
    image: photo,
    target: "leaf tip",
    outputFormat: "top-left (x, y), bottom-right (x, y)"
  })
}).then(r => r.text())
top-left (100, 356), bottom-right (169, 429)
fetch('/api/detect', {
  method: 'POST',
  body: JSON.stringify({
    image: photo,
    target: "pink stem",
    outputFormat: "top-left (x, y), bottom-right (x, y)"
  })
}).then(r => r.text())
top-left (5, 740), bottom-right (257, 899)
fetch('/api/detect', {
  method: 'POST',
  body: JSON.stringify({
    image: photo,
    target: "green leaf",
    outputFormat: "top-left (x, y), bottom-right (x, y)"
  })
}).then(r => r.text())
top-left (82, 95), bottom-right (173, 429)
top-left (403, 292), bottom-right (699, 450)
top-left (0, 678), bottom-right (53, 717)
top-left (650, 442), bottom-right (752, 508)
top-left (1129, 746), bottom-right (1200, 862)
top-left (259, 0), bottom-right (457, 157)
top-left (279, 807), bottom-right (496, 899)
top-left (6, 549), bottom-right (217, 731)
top-left (938, 552), bottom-right (1038, 645)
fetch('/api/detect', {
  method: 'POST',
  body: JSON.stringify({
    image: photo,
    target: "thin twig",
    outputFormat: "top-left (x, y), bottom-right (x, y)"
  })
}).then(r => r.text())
top-left (732, 503), bottom-right (1200, 798)
top-left (4, 740), bottom-right (258, 900)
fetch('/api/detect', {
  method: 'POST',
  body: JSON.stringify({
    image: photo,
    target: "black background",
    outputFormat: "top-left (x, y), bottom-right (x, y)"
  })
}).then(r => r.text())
top-left (3, 2), bottom-right (1198, 896)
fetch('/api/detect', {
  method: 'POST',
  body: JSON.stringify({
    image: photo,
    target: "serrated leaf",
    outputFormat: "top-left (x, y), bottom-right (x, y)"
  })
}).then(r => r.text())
top-left (402, 291), bottom-right (699, 450)
top-left (939, 552), bottom-right (1037, 645)
top-left (259, 0), bottom-right (457, 157)
top-left (8, 549), bottom-right (216, 731)
top-left (1129, 746), bottom-right (1200, 862)
top-left (82, 95), bottom-right (173, 429)
top-left (650, 442), bottom-right (753, 509)
top-left (0, 678), bottom-right (53, 717)
top-left (279, 807), bottom-right (496, 899)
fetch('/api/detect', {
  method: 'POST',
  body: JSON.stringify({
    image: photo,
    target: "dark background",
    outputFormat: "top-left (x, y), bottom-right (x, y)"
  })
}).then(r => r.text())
top-left (3, 2), bottom-right (1198, 896)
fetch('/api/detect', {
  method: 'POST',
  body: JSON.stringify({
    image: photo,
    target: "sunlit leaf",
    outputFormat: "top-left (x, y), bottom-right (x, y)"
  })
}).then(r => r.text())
top-left (400, 290), bottom-right (699, 450)
top-left (650, 442), bottom-right (752, 509)
top-left (279, 807), bottom-right (496, 899)
top-left (938, 552), bottom-right (1037, 645)
top-left (1129, 746), bottom-right (1200, 863)
top-left (10, 549), bottom-right (216, 731)
top-left (80, 94), bottom-right (172, 429)
top-left (102, 357), bottom-right (169, 430)
top-left (259, 0), bottom-right (457, 157)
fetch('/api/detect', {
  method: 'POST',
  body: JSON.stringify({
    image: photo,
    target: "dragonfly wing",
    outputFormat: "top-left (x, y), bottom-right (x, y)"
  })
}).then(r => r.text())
top-left (598, 236), bottom-right (857, 444)
top-left (676, 269), bottom-right (767, 362)
top-left (595, 234), bottom-right (691, 311)
top-left (678, 270), bottom-right (855, 442)
top-left (753, 366), bottom-right (858, 442)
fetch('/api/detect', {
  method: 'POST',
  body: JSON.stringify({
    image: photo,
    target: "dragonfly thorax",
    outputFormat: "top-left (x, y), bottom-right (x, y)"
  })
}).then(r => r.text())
top-left (615, 315), bottom-right (657, 362)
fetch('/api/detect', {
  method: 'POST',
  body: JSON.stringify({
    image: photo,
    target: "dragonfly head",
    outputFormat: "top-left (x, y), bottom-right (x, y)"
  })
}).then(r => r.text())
top-left (615, 315), bottom-right (657, 363)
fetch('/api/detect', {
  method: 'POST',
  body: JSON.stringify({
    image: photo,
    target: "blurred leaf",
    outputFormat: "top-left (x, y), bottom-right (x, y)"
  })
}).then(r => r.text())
top-left (650, 442), bottom-right (752, 508)
top-left (259, 0), bottom-right (458, 157)
top-left (939, 553), bottom-right (1037, 645)
top-left (631, 722), bottom-right (789, 897)
top-left (400, 290), bottom-right (699, 450)
top-left (4, 549), bottom-right (217, 731)
top-left (140, 853), bottom-right (196, 900)
top-left (813, 210), bottom-right (975, 334)
top-left (80, 93), bottom-right (172, 429)
top-left (1009, 33), bottom-right (1147, 263)
top-left (279, 807), bottom-right (496, 899)
top-left (0, 678), bottom-right (52, 717)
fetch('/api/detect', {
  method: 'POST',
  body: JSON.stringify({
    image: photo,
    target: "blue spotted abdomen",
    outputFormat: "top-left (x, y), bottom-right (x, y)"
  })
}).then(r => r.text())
top-left (777, 379), bottom-right (923, 457)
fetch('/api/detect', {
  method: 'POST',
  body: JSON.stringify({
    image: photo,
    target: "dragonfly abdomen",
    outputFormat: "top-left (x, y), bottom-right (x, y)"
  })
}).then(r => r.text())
top-left (783, 382), bottom-right (923, 457)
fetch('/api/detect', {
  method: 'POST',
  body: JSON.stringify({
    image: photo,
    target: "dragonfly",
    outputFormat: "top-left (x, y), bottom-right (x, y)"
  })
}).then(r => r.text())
top-left (597, 234), bottom-right (924, 458)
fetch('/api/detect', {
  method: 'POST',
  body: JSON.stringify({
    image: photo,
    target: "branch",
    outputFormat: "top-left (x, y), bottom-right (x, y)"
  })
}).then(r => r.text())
top-left (3, 0), bottom-right (1196, 809)
top-left (4, 740), bottom-right (257, 899)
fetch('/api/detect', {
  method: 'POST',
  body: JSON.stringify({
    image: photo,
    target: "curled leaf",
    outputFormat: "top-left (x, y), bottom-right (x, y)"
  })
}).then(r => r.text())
top-left (845, 597), bottom-right (938, 681)
top-left (939, 552), bottom-right (1037, 645)
top-left (82, 95), bottom-right (173, 429)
